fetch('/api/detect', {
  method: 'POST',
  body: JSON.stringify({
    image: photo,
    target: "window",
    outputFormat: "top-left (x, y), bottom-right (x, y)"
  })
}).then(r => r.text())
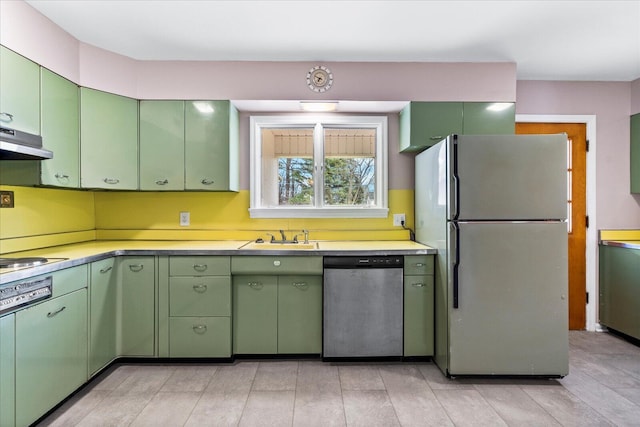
top-left (250, 115), bottom-right (388, 218)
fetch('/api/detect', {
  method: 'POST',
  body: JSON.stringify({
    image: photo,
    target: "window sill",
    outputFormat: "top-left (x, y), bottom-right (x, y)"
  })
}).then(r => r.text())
top-left (249, 207), bottom-right (389, 219)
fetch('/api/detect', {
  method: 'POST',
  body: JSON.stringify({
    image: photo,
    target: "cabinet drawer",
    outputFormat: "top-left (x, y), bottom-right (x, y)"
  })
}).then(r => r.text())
top-left (169, 317), bottom-right (230, 358)
top-left (169, 276), bottom-right (230, 316)
top-left (231, 256), bottom-right (322, 275)
top-left (169, 256), bottom-right (230, 276)
top-left (404, 255), bottom-right (434, 275)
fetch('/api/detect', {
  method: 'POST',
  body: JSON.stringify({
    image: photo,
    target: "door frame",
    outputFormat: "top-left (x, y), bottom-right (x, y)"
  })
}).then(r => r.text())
top-left (516, 114), bottom-right (598, 331)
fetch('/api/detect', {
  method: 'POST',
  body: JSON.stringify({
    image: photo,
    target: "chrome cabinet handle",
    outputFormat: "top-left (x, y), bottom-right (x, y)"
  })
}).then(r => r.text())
top-left (55, 173), bottom-right (70, 180)
top-left (292, 282), bottom-right (308, 289)
top-left (99, 266), bottom-right (113, 274)
top-left (103, 178), bottom-right (120, 184)
top-left (414, 263), bottom-right (425, 267)
top-left (193, 284), bottom-right (207, 293)
top-left (47, 306), bottom-right (66, 318)
top-left (411, 283), bottom-right (426, 288)
top-left (201, 178), bottom-right (214, 185)
top-left (0, 112), bottom-right (14, 121)
top-left (155, 179), bottom-right (168, 185)
top-left (192, 324), bottom-right (207, 334)
top-left (128, 264), bottom-right (144, 272)
top-left (429, 135), bottom-right (444, 140)
top-left (248, 282), bottom-right (263, 290)
top-left (193, 264), bottom-right (208, 272)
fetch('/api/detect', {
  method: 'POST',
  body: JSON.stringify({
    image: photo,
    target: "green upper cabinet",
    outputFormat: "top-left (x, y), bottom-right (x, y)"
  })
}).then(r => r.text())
top-left (40, 68), bottom-right (80, 187)
top-left (462, 102), bottom-right (515, 135)
top-left (80, 87), bottom-right (138, 189)
top-left (399, 102), bottom-right (462, 152)
top-left (139, 100), bottom-right (185, 190)
top-left (185, 100), bottom-right (239, 191)
top-left (399, 101), bottom-right (515, 152)
top-left (0, 46), bottom-right (40, 135)
top-left (631, 113), bottom-right (640, 193)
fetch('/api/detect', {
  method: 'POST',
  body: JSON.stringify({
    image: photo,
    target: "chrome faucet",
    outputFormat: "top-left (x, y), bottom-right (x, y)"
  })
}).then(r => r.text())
top-left (279, 230), bottom-right (287, 241)
top-left (293, 229), bottom-right (310, 244)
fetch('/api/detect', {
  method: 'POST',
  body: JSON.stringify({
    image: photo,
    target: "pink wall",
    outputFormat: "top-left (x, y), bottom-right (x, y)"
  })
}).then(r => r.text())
top-left (516, 81), bottom-right (640, 229)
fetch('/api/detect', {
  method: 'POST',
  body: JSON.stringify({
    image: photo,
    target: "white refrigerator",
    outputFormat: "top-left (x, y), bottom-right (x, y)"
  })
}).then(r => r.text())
top-left (415, 134), bottom-right (569, 377)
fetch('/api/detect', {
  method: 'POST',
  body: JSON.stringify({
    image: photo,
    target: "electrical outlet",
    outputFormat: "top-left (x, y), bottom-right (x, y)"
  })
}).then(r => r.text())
top-left (0, 191), bottom-right (14, 208)
top-left (179, 211), bottom-right (190, 226)
top-left (393, 213), bottom-right (405, 226)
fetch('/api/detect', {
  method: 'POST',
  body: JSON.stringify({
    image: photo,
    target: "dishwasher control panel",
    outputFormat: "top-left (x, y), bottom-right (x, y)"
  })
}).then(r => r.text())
top-left (323, 256), bottom-right (403, 268)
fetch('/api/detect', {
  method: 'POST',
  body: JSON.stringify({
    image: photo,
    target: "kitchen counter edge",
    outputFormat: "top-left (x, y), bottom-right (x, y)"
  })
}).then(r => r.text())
top-left (599, 240), bottom-right (640, 250)
top-left (0, 241), bottom-right (436, 284)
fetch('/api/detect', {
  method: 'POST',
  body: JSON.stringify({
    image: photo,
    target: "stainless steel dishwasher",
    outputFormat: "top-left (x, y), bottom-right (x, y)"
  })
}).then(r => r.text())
top-left (323, 255), bottom-right (404, 358)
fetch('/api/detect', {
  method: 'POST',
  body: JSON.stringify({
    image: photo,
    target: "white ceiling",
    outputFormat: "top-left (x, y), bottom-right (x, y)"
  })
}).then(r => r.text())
top-left (25, 0), bottom-right (640, 82)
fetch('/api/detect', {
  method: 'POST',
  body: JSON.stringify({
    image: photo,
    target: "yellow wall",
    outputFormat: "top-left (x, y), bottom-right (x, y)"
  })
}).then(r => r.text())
top-left (94, 189), bottom-right (414, 241)
top-left (0, 186), bottom-right (414, 254)
top-left (0, 185), bottom-right (96, 254)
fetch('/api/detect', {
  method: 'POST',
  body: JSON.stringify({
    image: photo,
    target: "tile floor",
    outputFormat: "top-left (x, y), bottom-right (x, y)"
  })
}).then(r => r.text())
top-left (39, 331), bottom-right (640, 426)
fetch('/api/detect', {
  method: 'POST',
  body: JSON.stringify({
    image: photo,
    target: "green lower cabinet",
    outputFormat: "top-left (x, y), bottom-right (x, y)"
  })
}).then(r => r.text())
top-left (232, 273), bottom-right (322, 355)
top-left (0, 314), bottom-right (15, 427)
top-left (599, 245), bottom-right (640, 339)
top-left (118, 256), bottom-right (156, 357)
top-left (403, 274), bottom-right (435, 356)
top-left (89, 258), bottom-right (117, 375)
top-left (169, 317), bottom-right (231, 357)
top-left (277, 275), bottom-right (322, 354)
top-left (15, 289), bottom-right (88, 427)
top-left (233, 275), bottom-right (278, 354)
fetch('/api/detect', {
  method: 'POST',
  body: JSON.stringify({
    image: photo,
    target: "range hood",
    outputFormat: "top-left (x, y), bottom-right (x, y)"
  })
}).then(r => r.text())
top-left (0, 126), bottom-right (53, 160)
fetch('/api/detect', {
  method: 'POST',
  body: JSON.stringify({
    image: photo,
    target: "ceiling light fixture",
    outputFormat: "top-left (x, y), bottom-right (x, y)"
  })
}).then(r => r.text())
top-left (485, 102), bottom-right (512, 112)
top-left (300, 101), bottom-right (339, 112)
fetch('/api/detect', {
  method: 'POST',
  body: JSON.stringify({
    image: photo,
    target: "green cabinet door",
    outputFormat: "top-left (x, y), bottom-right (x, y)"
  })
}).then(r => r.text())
top-left (80, 87), bottom-right (138, 189)
top-left (185, 100), bottom-right (239, 191)
top-left (0, 46), bottom-right (40, 135)
top-left (118, 256), bottom-right (155, 356)
top-left (15, 289), bottom-right (88, 427)
top-left (277, 275), bottom-right (322, 354)
top-left (404, 275), bottom-right (435, 356)
top-left (463, 102), bottom-right (515, 134)
top-left (233, 275), bottom-right (278, 354)
top-left (631, 113), bottom-right (640, 193)
top-left (0, 314), bottom-right (15, 427)
top-left (40, 68), bottom-right (80, 187)
top-left (89, 258), bottom-right (117, 375)
top-left (399, 102), bottom-right (463, 152)
top-left (599, 245), bottom-right (640, 339)
top-left (139, 100), bottom-right (185, 190)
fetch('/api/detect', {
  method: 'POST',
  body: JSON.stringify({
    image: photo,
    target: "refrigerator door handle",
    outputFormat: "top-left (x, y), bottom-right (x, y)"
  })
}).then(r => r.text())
top-left (449, 136), bottom-right (460, 220)
top-left (450, 221), bottom-right (460, 309)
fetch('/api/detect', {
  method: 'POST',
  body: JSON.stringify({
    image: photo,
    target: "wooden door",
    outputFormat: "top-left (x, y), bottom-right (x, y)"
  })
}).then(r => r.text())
top-left (516, 123), bottom-right (587, 330)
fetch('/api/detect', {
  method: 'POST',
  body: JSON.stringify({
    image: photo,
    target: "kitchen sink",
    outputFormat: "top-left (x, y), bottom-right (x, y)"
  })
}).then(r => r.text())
top-left (240, 241), bottom-right (318, 250)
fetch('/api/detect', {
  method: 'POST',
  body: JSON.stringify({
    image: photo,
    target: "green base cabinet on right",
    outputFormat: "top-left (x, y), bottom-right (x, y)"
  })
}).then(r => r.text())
top-left (399, 102), bottom-right (515, 152)
top-left (403, 255), bottom-right (435, 356)
top-left (599, 245), bottom-right (640, 340)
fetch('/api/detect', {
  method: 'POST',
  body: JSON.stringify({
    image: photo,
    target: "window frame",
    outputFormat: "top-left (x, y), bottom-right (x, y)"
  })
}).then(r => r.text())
top-left (249, 114), bottom-right (389, 218)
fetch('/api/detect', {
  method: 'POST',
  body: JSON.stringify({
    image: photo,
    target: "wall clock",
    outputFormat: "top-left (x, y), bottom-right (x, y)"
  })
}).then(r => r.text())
top-left (306, 65), bottom-right (333, 93)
